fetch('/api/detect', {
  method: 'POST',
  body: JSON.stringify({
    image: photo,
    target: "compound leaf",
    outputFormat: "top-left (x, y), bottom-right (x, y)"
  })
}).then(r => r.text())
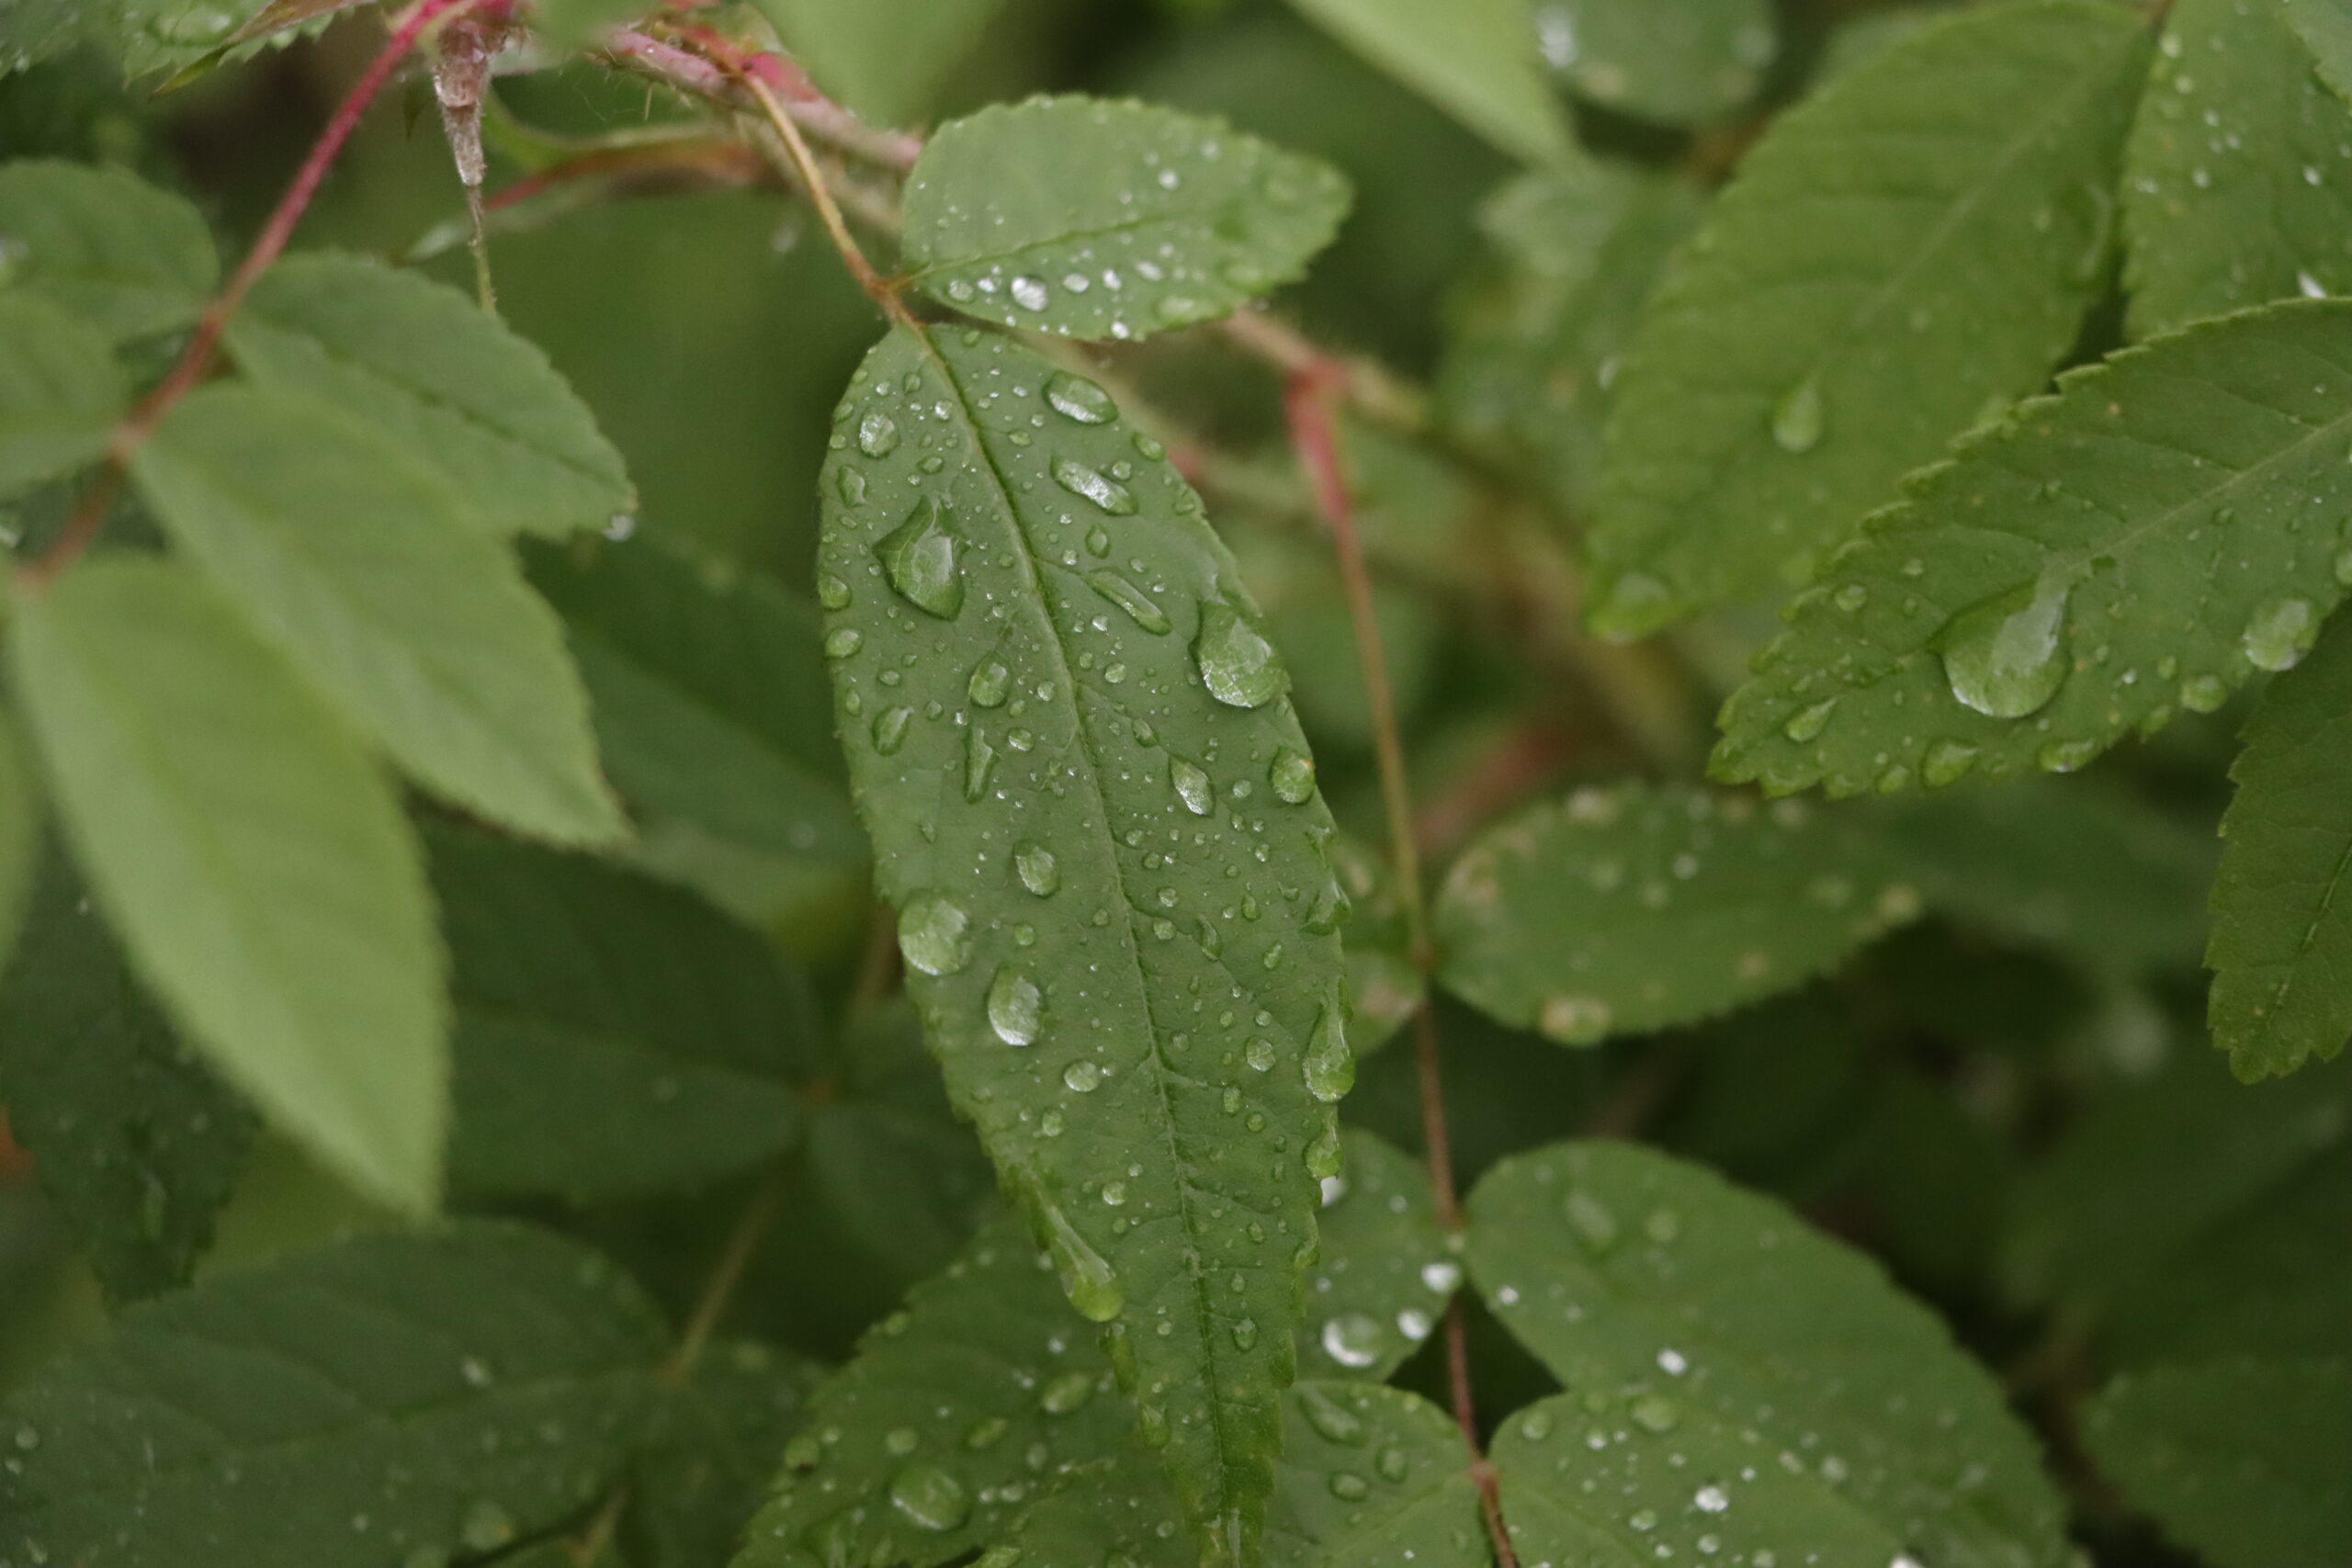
top-left (2210, 612), bottom-right (2352, 1078)
top-left (0, 1222), bottom-right (668, 1568)
top-left (2083, 1357), bottom-right (2352, 1568)
top-left (8, 557), bottom-right (445, 1213)
top-left (428, 824), bottom-right (813, 1202)
top-left (1529, 0), bottom-right (1776, 125)
top-left (1713, 299), bottom-right (2352, 798)
top-left (132, 384), bottom-right (624, 847)
top-left (1465, 1142), bottom-right (2067, 1568)
top-left (818, 324), bottom-right (1349, 1561)
top-left (0, 294), bottom-right (125, 500)
top-left (2124, 0), bottom-right (2352, 337)
top-left (1283, 0), bottom-right (1573, 166)
top-left (2282, 0), bottom-right (2352, 107)
top-left (0, 160), bottom-right (216, 341)
top-left (1586, 0), bottom-right (2148, 637)
top-left (1434, 784), bottom-right (1917, 1045)
top-left (0, 847), bottom-right (253, 1302)
top-left (225, 254), bottom-right (633, 540)
top-left (901, 96), bottom-right (1351, 342)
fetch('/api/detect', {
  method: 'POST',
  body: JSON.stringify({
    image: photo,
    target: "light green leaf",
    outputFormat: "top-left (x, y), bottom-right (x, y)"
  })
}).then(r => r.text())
top-left (1529, 0), bottom-right (1776, 124)
top-left (526, 0), bottom-right (650, 50)
top-left (1297, 1132), bottom-right (1451, 1382)
top-left (2210, 613), bottom-right (2352, 1078)
top-left (225, 254), bottom-right (634, 540)
top-left (0, 703), bottom-right (36, 970)
top-left (429, 823), bottom-right (812, 1202)
top-left (0, 1222), bottom-right (667, 1568)
top-left (525, 535), bottom-right (864, 864)
top-left (2123, 0), bottom-right (2352, 337)
top-left (1465, 1141), bottom-right (2067, 1568)
top-left (626, 1341), bottom-right (820, 1568)
top-left (820, 323), bottom-right (1349, 1561)
top-left (1434, 784), bottom-right (1917, 1045)
top-left (0, 847), bottom-right (253, 1302)
top-left (9, 557), bottom-right (445, 1213)
top-left (752, 0), bottom-right (1008, 127)
top-left (2282, 0), bottom-right (2352, 107)
top-left (1585, 0), bottom-right (2149, 637)
top-left (1284, 0), bottom-right (1573, 166)
top-left (0, 160), bottom-right (216, 340)
top-left (0, 294), bottom-right (124, 500)
top-left (1713, 299), bottom-right (2352, 798)
top-left (901, 96), bottom-right (1351, 342)
top-left (2084, 1357), bottom-right (2352, 1568)
top-left (132, 384), bottom-right (624, 847)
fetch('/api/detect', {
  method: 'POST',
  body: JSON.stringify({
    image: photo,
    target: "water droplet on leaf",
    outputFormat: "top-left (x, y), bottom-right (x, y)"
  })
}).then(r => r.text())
top-left (899, 894), bottom-right (973, 976)
top-left (875, 497), bottom-right (965, 619)
top-left (1194, 601), bottom-right (1284, 707)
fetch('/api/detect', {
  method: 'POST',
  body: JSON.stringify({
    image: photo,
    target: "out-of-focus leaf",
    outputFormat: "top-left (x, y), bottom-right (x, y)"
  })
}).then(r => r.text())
top-left (752, 0), bottom-right (1009, 127)
top-left (0, 705), bottom-right (36, 972)
top-left (0, 293), bottom-right (121, 500)
top-left (1283, 0), bottom-right (1573, 166)
top-left (2283, 0), bottom-right (2352, 107)
top-left (1529, 0), bottom-right (1776, 124)
top-left (0, 159), bottom-right (215, 340)
top-left (626, 1341), bottom-right (820, 1568)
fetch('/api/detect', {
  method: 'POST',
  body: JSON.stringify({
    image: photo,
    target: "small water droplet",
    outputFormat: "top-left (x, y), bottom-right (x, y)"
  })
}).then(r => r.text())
top-left (2243, 596), bottom-right (2318, 671)
top-left (888, 1464), bottom-right (971, 1531)
top-left (1783, 699), bottom-right (1836, 743)
top-left (458, 1500), bottom-right (514, 1553)
top-left (1771, 377), bottom-right (1825, 454)
top-left (1328, 1471), bottom-right (1370, 1501)
top-left (1038, 1370), bottom-right (1094, 1415)
top-left (1939, 575), bottom-right (2073, 718)
top-left (1230, 1316), bottom-right (1259, 1350)
top-left (2181, 672), bottom-right (2230, 712)
top-left (1045, 371), bottom-right (1116, 423)
top-left (1063, 1059), bottom-right (1104, 1093)
top-left (835, 466), bottom-right (868, 506)
top-left (969, 660), bottom-right (1012, 707)
top-left (1921, 738), bottom-right (1978, 788)
top-left (856, 410), bottom-right (899, 457)
top-left (1085, 570), bottom-right (1172, 634)
top-left (1695, 1483), bottom-right (1730, 1514)
top-left (1085, 524), bottom-right (1111, 557)
top-left (1164, 756), bottom-right (1215, 816)
top-left (1051, 456), bottom-right (1137, 515)
top-left (1563, 1190), bottom-right (1621, 1256)
top-left (1244, 1037), bottom-right (1277, 1072)
top-left (1194, 601), bottom-right (1284, 707)
top-left (1538, 993), bottom-right (1612, 1044)
top-left (898, 894), bottom-right (973, 976)
top-left (1630, 1393), bottom-right (1679, 1433)
top-left (988, 966), bottom-right (1044, 1045)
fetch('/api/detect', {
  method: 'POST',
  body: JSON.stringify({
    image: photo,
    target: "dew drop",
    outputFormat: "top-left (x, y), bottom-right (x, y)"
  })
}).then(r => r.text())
top-left (965, 727), bottom-right (998, 802)
top-left (888, 1464), bottom-right (971, 1532)
top-left (1038, 1370), bottom-right (1094, 1415)
top-left (2181, 672), bottom-right (2230, 712)
top-left (835, 466), bottom-right (868, 506)
top-left (1938, 575), bottom-right (2073, 718)
top-left (1085, 570), bottom-right (1172, 634)
top-left (1299, 1385), bottom-right (1368, 1443)
top-left (1302, 1000), bottom-right (1353, 1102)
top-left (1319, 1313), bottom-right (1382, 1369)
top-left (1045, 371), bottom-right (1117, 424)
top-left (1063, 1059), bottom-right (1104, 1093)
top-left (1630, 1393), bottom-right (1679, 1433)
top-left (1051, 456), bottom-right (1137, 515)
top-left (1010, 275), bottom-right (1050, 311)
top-left (1231, 1316), bottom-right (1259, 1350)
top-left (987, 966), bottom-right (1044, 1045)
top-left (1038, 1196), bottom-right (1123, 1320)
top-left (1270, 748), bottom-right (1317, 803)
top-left (898, 894), bottom-right (973, 976)
top-left (1921, 738), bottom-right (1979, 788)
top-left (1171, 756), bottom-right (1215, 816)
top-left (1782, 699), bottom-right (1836, 743)
top-left (1771, 377), bottom-right (1825, 455)
top-left (1328, 1472), bottom-right (1371, 1501)
top-left (1563, 1190), bottom-right (1621, 1256)
top-left (1014, 841), bottom-right (1060, 897)
top-left (458, 1501), bottom-right (514, 1553)
top-left (856, 410), bottom-right (899, 457)
top-left (1194, 601), bottom-right (1285, 707)
top-left (818, 572), bottom-right (852, 609)
top-left (823, 627), bottom-right (864, 660)
top-left (2243, 596), bottom-right (2318, 671)
top-left (1306, 1125), bottom-right (1343, 1179)
top-left (872, 706), bottom-right (913, 754)
top-left (969, 660), bottom-right (1012, 707)
top-left (874, 497), bottom-right (964, 619)
top-left (1538, 993), bottom-right (1613, 1044)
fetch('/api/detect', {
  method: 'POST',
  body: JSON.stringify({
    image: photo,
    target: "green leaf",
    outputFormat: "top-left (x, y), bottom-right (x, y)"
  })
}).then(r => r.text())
top-left (1434, 784), bottom-right (1917, 1045)
top-left (1585, 0), bottom-right (2149, 637)
top-left (522, 0), bottom-right (650, 50)
top-left (1283, 0), bottom-right (1573, 166)
top-left (224, 254), bottom-right (634, 540)
top-left (0, 703), bottom-right (37, 971)
top-left (820, 323), bottom-right (1350, 1561)
top-left (0, 294), bottom-right (124, 500)
top-left (752, 0), bottom-right (1009, 126)
top-left (131, 384), bottom-right (624, 847)
top-left (2084, 1357), bottom-right (2352, 1568)
top-left (0, 1222), bottom-right (668, 1568)
top-left (625, 1341), bottom-right (820, 1568)
top-left (9, 557), bottom-right (445, 1213)
top-left (0, 160), bottom-right (216, 341)
top-left (525, 536), bottom-right (864, 865)
top-left (1465, 1141), bottom-right (2067, 1568)
top-left (2210, 613), bottom-right (2352, 1078)
top-left (900, 96), bottom-right (1351, 342)
top-left (2282, 0), bottom-right (2352, 107)
top-left (1529, 0), bottom-right (1776, 124)
top-left (0, 847), bottom-right (253, 1302)
top-left (1298, 1132), bottom-right (1452, 1382)
top-left (430, 823), bottom-right (811, 1201)
top-left (1713, 299), bottom-right (2352, 798)
top-left (2123, 0), bottom-right (2352, 338)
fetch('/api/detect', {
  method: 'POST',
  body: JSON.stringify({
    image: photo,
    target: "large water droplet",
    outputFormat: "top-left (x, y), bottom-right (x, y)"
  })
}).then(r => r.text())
top-left (1195, 601), bottom-right (1284, 708)
top-left (458, 1501), bottom-right (514, 1553)
top-left (1538, 993), bottom-right (1613, 1044)
top-left (2243, 596), bottom-right (2318, 671)
top-left (888, 1464), bottom-right (971, 1532)
top-left (1563, 1189), bottom-right (1621, 1256)
top-left (968, 660), bottom-right (1011, 707)
top-left (1306, 1125), bottom-right (1343, 1179)
top-left (965, 727), bottom-right (998, 802)
top-left (1939, 575), bottom-right (2072, 718)
top-left (1319, 1313), bottom-right (1382, 1369)
top-left (1038, 1196), bottom-right (1123, 1320)
top-left (1062, 1059), bottom-right (1103, 1093)
top-left (823, 627), bottom-right (864, 660)
top-left (986, 965), bottom-right (1043, 1045)
top-left (1771, 377), bottom-right (1825, 454)
top-left (1051, 457), bottom-right (1137, 515)
top-left (818, 573), bottom-right (852, 610)
top-left (1630, 1393), bottom-right (1679, 1433)
top-left (1170, 756), bottom-right (1214, 816)
top-left (1298, 1385), bottom-right (1367, 1443)
top-left (1922, 738), bottom-right (1978, 788)
top-left (875, 497), bottom-right (964, 619)
top-left (856, 410), bottom-right (899, 457)
top-left (1013, 841), bottom-right (1059, 897)
top-left (1783, 699), bottom-right (1836, 743)
top-left (1010, 275), bottom-right (1050, 311)
top-left (1086, 570), bottom-right (1171, 634)
top-left (1302, 1001), bottom-right (1353, 1102)
top-left (872, 706), bottom-right (913, 754)
top-left (1038, 1370), bottom-right (1094, 1415)
top-left (899, 894), bottom-right (973, 976)
top-left (2181, 672), bottom-right (2230, 712)
top-left (1270, 748), bottom-right (1317, 804)
top-left (1045, 371), bottom-right (1116, 424)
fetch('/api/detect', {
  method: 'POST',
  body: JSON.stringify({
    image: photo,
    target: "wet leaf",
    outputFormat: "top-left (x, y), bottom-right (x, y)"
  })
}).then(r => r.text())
top-left (2282, 0), bottom-right (2352, 108)
top-left (1296, 1132), bottom-right (1452, 1382)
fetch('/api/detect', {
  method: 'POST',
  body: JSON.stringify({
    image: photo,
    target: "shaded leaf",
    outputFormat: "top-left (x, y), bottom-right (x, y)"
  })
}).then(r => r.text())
top-left (1529, 0), bottom-right (1776, 125)
top-left (1713, 299), bottom-right (2352, 798)
top-left (1283, 0), bottom-right (1573, 166)
top-left (8, 557), bottom-right (445, 1213)
top-left (153, 0), bottom-right (374, 90)
top-left (0, 705), bottom-right (35, 971)
top-left (2084, 1357), bottom-right (2352, 1568)
top-left (1465, 1141), bottom-right (2067, 1568)
top-left (1434, 784), bottom-right (1917, 1045)
top-left (429, 824), bottom-right (812, 1203)
top-left (225, 254), bottom-right (633, 540)
top-left (526, 536), bottom-right (865, 865)
top-left (625, 1341), bottom-right (820, 1568)
top-left (0, 1222), bottom-right (667, 1568)
top-left (0, 294), bottom-right (123, 500)
top-left (752, 0), bottom-right (1008, 127)
top-left (0, 846), bottom-right (253, 1301)
top-left (2123, 0), bottom-right (2352, 337)
top-left (2282, 0), bottom-right (2352, 107)
top-left (0, 159), bottom-right (215, 340)
top-left (132, 384), bottom-right (625, 846)
top-left (901, 96), bottom-right (1351, 342)
top-left (1586, 0), bottom-right (2149, 637)
top-left (818, 325), bottom-right (1349, 1561)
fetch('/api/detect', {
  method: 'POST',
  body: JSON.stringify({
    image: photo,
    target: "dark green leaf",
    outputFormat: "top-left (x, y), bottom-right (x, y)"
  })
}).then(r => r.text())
top-left (1434, 784), bottom-right (1917, 1045)
top-left (1283, 0), bottom-right (1574, 166)
top-left (819, 324), bottom-right (1350, 1560)
top-left (526, 536), bottom-right (864, 865)
top-left (752, 0), bottom-right (1009, 126)
top-left (1298, 1132), bottom-right (1451, 1382)
top-left (2123, 0), bottom-right (2352, 337)
top-left (2084, 1357), bottom-right (2352, 1568)
top-left (0, 294), bottom-right (123, 500)
top-left (1586, 0), bottom-right (2149, 637)
top-left (901, 96), bottom-right (1351, 342)
top-left (1713, 299), bottom-right (2352, 797)
top-left (626, 1341), bottom-right (820, 1568)
top-left (2282, 0), bottom-right (2352, 107)
top-left (132, 384), bottom-right (625, 847)
top-left (0, 160), bottom-right (216, 341)
top-left (225, 254), bottom-right (634, 540)
top-left (429, 824), bottom-right (811, 1202)
top-left (1466, 1141), bottom-right (2067, 1568)
top-left (0, 1223), bottom-right (667, 1568)
top-left (0, 847), bottom-right (253, 1301)
top-left (8, 557), bottom-right (445, 1213)
top-left (0, 704), bottom-right (36, 972)
top-left (1530, 0), bottom-right (1776, 124)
